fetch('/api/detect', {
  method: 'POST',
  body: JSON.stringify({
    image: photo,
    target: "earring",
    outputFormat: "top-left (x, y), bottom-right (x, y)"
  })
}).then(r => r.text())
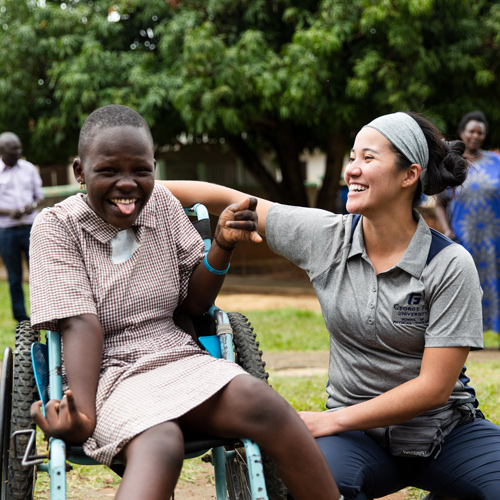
top-left (79, 181), bottom-right (86, 191)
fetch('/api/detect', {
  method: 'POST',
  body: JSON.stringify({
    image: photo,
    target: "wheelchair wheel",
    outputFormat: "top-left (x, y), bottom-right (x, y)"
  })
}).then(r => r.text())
top-left (224, 445), bottom-right (251, 500)
top-left (0, 347), bottom-right (13, 500)
top-left (227, 312), bottom-right (287, 500)
top-left (7, 320), bottom-right (39, 500)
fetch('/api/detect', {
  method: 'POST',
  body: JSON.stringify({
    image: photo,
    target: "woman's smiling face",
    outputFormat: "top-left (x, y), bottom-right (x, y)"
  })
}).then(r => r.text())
top-left (344, 127), bottom-right (408, 216)
top-left (460, 119), bottom-right (486, 155)
top-left (74, 125), bottom-right (156, 229)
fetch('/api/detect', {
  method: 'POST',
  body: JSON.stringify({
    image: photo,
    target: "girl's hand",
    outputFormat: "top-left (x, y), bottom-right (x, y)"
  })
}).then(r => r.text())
top-left (298, 411), bottom-right (337, 438)
top-left (30, 390), bottom-right (96, 444)
top-left (216, 197), bottom-right (262, 246)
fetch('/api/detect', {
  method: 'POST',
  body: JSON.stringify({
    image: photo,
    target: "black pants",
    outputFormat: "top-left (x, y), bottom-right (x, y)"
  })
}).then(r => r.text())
top-left (317, 418), bottom-right (500, 499)
top-left (0, 225), bottom-right (31, 321)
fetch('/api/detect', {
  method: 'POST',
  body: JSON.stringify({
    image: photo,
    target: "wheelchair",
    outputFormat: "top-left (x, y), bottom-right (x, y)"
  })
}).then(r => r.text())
top-left (0, 204), bottom-right (287, 500)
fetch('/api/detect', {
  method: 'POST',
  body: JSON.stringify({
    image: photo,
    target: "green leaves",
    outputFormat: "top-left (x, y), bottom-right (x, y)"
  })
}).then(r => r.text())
top-left (2, 0), bottom-right (500, 206)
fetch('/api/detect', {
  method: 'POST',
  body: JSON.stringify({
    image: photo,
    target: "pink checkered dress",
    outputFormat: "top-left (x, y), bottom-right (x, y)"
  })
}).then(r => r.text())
top-left (29, 185), bottom-right (246, 465)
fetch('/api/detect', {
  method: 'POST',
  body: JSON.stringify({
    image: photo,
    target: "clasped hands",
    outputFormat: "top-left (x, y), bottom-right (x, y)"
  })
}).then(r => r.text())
top-left (215, 197), bottom-right (262, 248)
top-left (31, 390), bottom-right (95, 444)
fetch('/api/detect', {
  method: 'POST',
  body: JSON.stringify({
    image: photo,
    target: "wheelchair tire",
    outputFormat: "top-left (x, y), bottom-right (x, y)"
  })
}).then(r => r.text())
top-left (227, 312), bottom-right (287, 500)
top-left (7, 320), bottom-right (39, 500)
top-left (0, 347), bottom-right (13, 500)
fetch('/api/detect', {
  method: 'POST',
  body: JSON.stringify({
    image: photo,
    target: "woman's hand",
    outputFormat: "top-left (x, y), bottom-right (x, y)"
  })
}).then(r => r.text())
top-left (300, 347), bottom-right (471, 438)
top-left (298, 411), bottom-right (338, 438)
top-left (216, 197), bottom-right (262, 246)
top-left (31, 390), bottom-right (96, 444)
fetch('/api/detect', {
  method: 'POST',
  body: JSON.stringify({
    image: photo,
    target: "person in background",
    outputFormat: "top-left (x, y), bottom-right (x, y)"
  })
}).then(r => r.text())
top-left (162, 111), bottom-right (500, 499)
top-left (0, 132), bottom-right (43, 322)
top-left (435, 111), bottom-right (500, 346)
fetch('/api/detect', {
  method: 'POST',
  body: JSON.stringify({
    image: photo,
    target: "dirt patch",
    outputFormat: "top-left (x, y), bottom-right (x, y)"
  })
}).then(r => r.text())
top-left (215, 292), bottom-right (322, 313)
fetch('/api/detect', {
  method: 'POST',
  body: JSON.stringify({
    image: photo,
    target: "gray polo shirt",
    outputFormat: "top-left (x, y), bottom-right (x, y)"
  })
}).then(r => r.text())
top-left (266, 204), bottom-right (483, 409)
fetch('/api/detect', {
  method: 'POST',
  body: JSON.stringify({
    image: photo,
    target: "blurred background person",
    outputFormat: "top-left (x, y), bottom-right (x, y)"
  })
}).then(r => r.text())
top-left (435, 111), bottom-right (500, 346)
top-left (0, 132), bottom-right (43, 322)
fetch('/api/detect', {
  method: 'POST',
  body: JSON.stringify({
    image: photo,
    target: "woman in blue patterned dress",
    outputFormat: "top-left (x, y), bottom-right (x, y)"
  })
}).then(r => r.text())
top-left (435, 111), bottom-right (500, 340)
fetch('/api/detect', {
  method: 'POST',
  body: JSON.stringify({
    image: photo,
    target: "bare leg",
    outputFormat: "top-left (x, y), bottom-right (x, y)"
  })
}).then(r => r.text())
top-left (180, 374), bottom-right (341, 500)
top-left (115, 420), bottom-right (184, 500)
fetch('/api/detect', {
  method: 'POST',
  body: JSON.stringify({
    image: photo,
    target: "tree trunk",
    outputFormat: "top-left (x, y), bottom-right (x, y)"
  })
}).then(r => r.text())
top-left (230, 125), bottom-right (345, 209)
top-left (227, 135), bottom-right (287, 203)
top-left (228, 125), bottom-right (310, 206)
top-left (316, 131), bottom-right (348, 212)
top-left (268, 121), bottom-right (309, 207)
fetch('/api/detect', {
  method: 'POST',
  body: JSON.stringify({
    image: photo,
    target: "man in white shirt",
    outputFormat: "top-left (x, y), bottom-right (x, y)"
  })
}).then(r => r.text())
top-left (0, 132), bottom-right (44, 322)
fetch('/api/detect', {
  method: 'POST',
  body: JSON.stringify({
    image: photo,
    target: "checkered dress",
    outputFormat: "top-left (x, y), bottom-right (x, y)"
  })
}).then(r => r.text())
top-left (29, 185), bottom-right (246, 465)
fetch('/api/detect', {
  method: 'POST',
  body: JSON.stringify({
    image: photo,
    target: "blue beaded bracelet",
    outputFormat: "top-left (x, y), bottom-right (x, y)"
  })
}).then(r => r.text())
top-left (204, 254), bottom-right (230, 275)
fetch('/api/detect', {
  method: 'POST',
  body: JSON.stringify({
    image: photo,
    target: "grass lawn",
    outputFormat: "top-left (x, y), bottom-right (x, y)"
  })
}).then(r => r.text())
top-left (245, 307), bottom-right (500, 352)
top-left (0, 281), bottom-right (28, 353)
top-left (1, 280), bottom-right (499, 499)
top-left (271, 360), bottom-right (500, 424)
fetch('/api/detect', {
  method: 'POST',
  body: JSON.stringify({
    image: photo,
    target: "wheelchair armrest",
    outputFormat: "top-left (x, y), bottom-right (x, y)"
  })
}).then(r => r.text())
top-left (31, 342), bottom-right (50, 411)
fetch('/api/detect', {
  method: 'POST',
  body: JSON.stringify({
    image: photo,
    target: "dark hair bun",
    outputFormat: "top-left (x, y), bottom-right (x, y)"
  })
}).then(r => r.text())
top-left (423, 140), bottom-right (468, 195)
top-left (445, 140), bottom-right (466, 157)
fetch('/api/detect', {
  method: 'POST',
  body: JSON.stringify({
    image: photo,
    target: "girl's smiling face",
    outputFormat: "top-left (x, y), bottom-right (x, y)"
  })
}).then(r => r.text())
top-left (344, 127), bottom-right (410, 216)
top-left (73, 125), bottom-right (156, 229)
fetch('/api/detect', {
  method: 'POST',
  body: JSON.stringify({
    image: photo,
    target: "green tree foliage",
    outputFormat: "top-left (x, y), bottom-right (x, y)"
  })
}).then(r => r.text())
top-left (1, 0), bottom-right (500, 208)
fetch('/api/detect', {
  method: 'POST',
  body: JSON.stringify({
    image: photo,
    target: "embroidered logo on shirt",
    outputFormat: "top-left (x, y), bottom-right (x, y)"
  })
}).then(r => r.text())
top-left (392, 293), bottom-right (429, 325)
top-left (407, 293), bottom-right (422, 305)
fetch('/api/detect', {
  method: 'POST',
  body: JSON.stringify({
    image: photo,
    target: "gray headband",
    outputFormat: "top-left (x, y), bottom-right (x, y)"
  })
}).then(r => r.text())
top-left (364, 112), bottom-right (429, 189)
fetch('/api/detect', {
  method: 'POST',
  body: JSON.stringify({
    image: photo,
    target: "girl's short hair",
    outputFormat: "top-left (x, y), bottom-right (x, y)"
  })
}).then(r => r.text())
top-left (78, 105), bottom-right (154, 159)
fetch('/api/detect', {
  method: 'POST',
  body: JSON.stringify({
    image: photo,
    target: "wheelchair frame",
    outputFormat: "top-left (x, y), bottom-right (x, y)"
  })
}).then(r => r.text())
top-left (3, 204), bottom-right (283, 500)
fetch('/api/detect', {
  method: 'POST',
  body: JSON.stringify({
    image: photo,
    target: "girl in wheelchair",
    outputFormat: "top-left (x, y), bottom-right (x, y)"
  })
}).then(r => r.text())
top-left (29, 105), bottom-right (340, 500)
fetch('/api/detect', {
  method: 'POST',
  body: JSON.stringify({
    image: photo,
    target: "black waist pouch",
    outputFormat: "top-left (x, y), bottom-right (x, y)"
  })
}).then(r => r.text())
top-left (364, 402), bottom-right (475, 458)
